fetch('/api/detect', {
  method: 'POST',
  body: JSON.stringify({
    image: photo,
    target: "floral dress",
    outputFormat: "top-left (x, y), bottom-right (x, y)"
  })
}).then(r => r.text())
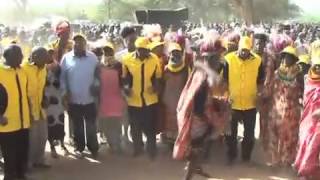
top-left (162, 66), bottom-right (189, 142)
top-left (268, 65), bottom-right (304, 166)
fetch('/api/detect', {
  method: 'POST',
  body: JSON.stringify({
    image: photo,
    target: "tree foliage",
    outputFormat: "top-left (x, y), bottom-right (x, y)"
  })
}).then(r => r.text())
top-left (98, 0), bottom-right (301, 24)
top-left (5, 0), bottom-right (301, 24)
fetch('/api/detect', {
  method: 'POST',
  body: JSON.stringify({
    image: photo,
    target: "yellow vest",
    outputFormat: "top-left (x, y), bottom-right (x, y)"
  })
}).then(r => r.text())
top-left (0, 65), bottom-right (30, 132)
top-left (225, 52), bottom-right (261, 110)
top-left (122, 52), bottom-right (162, 107)
top-left (22, 63), bottom-right (47, 120)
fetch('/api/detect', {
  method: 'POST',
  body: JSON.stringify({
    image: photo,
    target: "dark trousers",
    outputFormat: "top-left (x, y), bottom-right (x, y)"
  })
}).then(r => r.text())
top-left (68, 103), bottom-right (99, 153)
top-left (0, 129), bottom-right (29, 180)
top-left (128, 104), bottom-right (158, 157)
top-left (226, 109), bottom-right (257, 161)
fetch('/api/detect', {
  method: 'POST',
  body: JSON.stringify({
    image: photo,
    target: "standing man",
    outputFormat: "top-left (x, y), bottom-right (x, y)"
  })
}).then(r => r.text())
top-left (0, 45), bottom-right (30, 180)
top-left (224, 36), bottom-right (264, 165)
top-left (22, 47), bottom-right (50, 169)
top-left (116, 26), bottom-right (137, 146)
top-left (122, 37), bottom-right (162, 159)
top-left (60, 34), bottom-right (99, 158)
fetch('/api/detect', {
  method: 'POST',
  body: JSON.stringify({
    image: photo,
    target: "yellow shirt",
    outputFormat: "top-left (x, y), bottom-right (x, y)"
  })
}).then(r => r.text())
top-left (48, 39), bottom-right (73, 62)
top-left (0, 64), bottom-right (30, 132)
top-left (22, 63), bottom-right (47, 120)
top-left (225, 52), bottom-right (262, 110)
top-left (122, 52), bottom-right (162, 107)
top-left (310, 40), bottom-right (320, 60)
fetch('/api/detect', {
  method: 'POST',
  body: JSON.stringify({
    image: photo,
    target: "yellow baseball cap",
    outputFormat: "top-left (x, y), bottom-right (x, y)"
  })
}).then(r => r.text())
top-left (298, 54), bottom-right (311, 65)
top-left (148, 41), bottom-right (165, 50)
top-left (238, 36), bottom-right (252, 50)
top-left (168, 42), bottom-right (182, 53)
top-left (281, 46), bottom-right (298, 57)
top-left (135, 37), bottom-right (150, 49)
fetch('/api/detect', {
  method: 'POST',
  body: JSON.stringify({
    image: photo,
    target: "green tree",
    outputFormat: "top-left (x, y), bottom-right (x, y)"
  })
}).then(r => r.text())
top-left (95, 0), bottom-right (300, 23)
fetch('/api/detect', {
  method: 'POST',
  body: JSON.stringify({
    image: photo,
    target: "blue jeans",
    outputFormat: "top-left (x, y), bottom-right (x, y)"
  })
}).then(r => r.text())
top-left (68, 103), bottom-right (99, 153)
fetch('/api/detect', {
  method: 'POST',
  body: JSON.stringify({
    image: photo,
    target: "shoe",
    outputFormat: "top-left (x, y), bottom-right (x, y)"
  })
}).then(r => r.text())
top-left (226, 158), bottom-right (235, 166)
top-left (61, 146), bottom-right (69, 156)
top-left (132, 149), bottom-right (143, 157)
top-left (74, 150), bottom-right (84, 159)
top-left (33, 163), bottom-right (51, 169)
top-left (91, 151), bottom-right (99, 159)
top-left (51, 148), bottom-right (59, 159)
top-left (148, 150), bottom-right (157, 161)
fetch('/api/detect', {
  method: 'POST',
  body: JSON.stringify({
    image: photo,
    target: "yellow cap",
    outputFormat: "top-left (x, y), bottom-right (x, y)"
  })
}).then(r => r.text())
top-left (148, 41), bottom-right (165, 50)
top-left (168, 42), bottom-right (182, 53)
top-left (135, 37), bottom-right (150, 49)
top-left (281, 46), bottom-right (298, 58)
top-left (299, 54), bottom-right (311, 64)
top-left (104, 42), bottom-right (115, 51)
top-left (73, 33), bottom-right (86, 41)
top-left (238, 36), bottom-right (252, 50)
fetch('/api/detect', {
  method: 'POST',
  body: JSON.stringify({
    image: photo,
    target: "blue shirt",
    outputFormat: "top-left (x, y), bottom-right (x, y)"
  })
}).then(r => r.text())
top-left (60, 50), bottom-right (98, 105)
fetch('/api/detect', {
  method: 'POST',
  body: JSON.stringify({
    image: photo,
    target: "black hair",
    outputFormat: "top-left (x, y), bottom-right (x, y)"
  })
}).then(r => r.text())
top-left (3, 44), bottom-right (22, 59)
top-left (30, 47), bottom-right (48, 60)
top-left (120, 26), bottom-right (136, 39)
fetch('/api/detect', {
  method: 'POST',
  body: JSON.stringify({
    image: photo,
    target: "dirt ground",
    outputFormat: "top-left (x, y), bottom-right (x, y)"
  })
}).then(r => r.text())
top-left (27, 140), bottom-right (298, 180)
top-left (0, 117), bottom-right (299, 180)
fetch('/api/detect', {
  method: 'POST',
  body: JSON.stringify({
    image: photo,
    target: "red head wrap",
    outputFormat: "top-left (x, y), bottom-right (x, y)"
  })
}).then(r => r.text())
top-left (175, 35), bottom-right (186, 48)
top-left (200, 39), bottom-right (225, 56)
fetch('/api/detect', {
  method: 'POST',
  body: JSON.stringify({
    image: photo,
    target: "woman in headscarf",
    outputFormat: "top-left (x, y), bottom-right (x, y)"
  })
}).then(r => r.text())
top-left (268, 46), bottom-right (304, 168)
top-left (162, 43), bottom-right (189, 150)
top-left (173, 35), bottom-right (230, 180)
top-left (294, 58), bottom-right (320, 180)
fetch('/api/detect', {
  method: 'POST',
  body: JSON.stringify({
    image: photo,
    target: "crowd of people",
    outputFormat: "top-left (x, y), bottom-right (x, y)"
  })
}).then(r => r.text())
top-left (0, 19), bottom-right (320, 180)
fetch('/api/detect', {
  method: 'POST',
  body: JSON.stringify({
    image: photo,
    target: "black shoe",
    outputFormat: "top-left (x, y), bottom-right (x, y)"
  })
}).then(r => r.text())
top-left (242, 157), bottom-right (251, 164)
top-left (148, 151), bottom-right (157, 161)
top-left (226, 158), bottom-right (235, 166)
top-left (132, 149), bottom-right (143, 157)
top-left (51, 147), bottom-right (59, 159)
top-left (133, 151), bottom-right (142, 157)
top-left (92, 151), bottom-right (99, 159)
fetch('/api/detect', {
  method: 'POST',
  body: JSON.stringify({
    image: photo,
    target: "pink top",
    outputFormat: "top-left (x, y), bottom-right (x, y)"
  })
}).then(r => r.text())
top-left (99, 66), bottom-right (125, 118)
